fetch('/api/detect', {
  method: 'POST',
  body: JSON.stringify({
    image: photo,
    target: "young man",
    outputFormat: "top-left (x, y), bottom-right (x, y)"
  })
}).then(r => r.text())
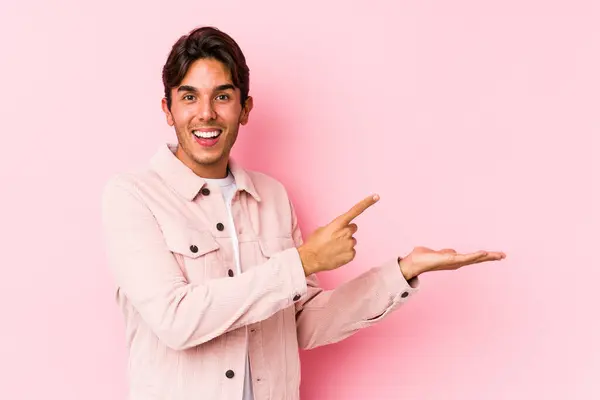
top-left (101, 26), bottom-right (506, 400)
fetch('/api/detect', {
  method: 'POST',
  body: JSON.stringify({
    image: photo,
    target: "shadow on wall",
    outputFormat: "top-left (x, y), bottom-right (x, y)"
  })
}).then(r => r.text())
top-left (232, 90), bottom-right (427, 399)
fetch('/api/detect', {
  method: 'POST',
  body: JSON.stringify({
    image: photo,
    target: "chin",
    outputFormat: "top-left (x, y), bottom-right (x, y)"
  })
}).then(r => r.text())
top-left (192, 152), bottom-right (224, 166)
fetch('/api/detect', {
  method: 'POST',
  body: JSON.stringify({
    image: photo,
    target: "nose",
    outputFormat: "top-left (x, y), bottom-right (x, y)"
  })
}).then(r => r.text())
top-left (197, 96), bottom-right (217, 121)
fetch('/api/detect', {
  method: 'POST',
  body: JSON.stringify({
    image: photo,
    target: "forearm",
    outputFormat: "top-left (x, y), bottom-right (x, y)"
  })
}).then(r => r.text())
top-left (295, 257), bottom-right (419, 349)
top-left (116, 249), bottom-right (307, 350)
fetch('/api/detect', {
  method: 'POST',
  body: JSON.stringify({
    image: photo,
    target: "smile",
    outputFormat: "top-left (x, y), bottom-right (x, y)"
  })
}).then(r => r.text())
top-left (192, 129), bottom-right (222, 138)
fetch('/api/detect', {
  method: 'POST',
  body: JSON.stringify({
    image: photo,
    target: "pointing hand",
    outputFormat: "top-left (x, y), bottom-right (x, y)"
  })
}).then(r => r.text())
top-left (298, 194), bottom-right (380, 276)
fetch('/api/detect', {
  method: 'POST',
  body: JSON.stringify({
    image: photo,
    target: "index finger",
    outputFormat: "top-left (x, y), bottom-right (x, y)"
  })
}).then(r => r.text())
top-left (332, 194), bottom-right (380, 227)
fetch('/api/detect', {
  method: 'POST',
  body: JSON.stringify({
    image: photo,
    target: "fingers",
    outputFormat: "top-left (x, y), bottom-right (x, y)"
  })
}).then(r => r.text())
top-left (345, 248), bottom-right (357, 263)
top-left (343, 223), bottom-right (358, 237)
top-left (445, 251), bottom-right (488, 264)
top-left (342, 228), bottom-right (357, 246)
top-left (466, 251), bottom-right (505, 262)
top-left (479, 252), bottom-right (506, 261)
top-left (332, 194), bottom-right (379, 228)
top-left (344, 225), bottom-right (358, 257)
top-left (445, 250), bottom-right (506, 268)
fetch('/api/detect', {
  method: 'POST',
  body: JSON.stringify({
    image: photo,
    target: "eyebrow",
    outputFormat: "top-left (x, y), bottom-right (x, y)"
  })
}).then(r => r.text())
top-left (177, 84), bottom-right (236, 93)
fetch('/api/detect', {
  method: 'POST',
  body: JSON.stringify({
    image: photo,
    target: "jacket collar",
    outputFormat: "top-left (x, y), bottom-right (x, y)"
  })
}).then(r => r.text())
top-left (150, 143), bottom-right (261, 202)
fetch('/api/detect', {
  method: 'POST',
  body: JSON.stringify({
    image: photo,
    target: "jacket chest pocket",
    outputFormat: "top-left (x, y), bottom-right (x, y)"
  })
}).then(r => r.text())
top-left (162, 224), bottom-right (220, 283)
top-left (257, 236), bottom-right (296, 262)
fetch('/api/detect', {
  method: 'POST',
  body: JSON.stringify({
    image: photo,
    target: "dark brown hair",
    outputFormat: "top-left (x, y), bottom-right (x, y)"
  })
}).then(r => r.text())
top-left (162, 26), bottom-right (250, 109)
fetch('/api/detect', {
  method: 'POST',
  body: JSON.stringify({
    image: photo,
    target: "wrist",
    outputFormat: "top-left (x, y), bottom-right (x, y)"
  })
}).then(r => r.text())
top-left (298, 246), bottom-right (318, 276)
top-left (398, 257), bottom-right (418, 281)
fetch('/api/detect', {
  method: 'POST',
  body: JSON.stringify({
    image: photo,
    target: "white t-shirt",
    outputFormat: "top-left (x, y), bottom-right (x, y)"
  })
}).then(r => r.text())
top-left (204, 171), bottom-right (254, 400)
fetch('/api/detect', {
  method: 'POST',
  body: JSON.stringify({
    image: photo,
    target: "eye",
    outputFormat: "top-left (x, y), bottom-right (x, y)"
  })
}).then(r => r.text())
top-left (183, 94), bottom-right (196, 101)
top-left (215, 94), bottom-right (230, 101)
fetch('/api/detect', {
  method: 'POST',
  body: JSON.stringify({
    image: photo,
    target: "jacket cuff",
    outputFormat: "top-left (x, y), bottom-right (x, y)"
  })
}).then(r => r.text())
top-left (280, 247), bottom-right (308, 304)
top-left (380, 257), bottom-right (420, 301)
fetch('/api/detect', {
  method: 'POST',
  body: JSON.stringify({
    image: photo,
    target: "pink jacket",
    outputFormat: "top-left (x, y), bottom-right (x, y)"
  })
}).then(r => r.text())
top-left (101, 143), bottom-right (420, 400)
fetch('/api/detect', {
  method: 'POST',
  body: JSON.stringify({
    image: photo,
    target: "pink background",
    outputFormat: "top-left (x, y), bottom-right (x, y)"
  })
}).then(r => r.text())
top-left (1, 1), bottom-right (599, 399)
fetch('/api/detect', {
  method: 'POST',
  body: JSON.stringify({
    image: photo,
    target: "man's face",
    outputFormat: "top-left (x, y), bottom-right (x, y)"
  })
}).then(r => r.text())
top-left (162, 57), bottom-right (253, 178)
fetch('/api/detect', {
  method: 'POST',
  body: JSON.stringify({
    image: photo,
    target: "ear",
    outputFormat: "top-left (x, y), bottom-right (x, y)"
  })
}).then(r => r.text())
top-left (161, 97), bottom-right (174, 126)
top-left (239, 96), bottom-right (254, 126)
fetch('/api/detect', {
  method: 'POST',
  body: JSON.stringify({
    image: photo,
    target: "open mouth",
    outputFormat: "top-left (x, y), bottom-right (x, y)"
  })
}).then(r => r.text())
top-left (192, 129), bottom-right (222, 147)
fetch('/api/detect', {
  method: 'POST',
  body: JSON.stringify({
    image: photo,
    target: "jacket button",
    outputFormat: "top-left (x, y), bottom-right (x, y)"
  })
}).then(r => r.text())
top-left (216, 223), bottom-right (225, 231)
top-left (201, 187), bottom-right (210, 196)
top-left (225, 369), bottom-right (235, 379)
top-left (228, 269), bottom-right (234, 277)
top-left (401, 292), bottom-right (409, 298)
top-left (293, 294), bottom-right (301, 301)
top-left (190, 245), bottom-right (198, 253)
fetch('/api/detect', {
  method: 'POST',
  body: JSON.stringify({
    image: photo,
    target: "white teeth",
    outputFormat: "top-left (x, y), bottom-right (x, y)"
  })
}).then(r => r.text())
top-left (193, 130), bottom-right (220, 138)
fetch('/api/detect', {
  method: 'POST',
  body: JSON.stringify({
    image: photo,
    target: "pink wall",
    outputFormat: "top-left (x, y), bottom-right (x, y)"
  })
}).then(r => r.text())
top-left (1, 1), bottom-right (598, 399)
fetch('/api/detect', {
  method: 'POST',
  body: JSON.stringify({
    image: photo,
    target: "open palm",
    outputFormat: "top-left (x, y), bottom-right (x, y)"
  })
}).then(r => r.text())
top-left (401, 246), bottom-right (506, 278)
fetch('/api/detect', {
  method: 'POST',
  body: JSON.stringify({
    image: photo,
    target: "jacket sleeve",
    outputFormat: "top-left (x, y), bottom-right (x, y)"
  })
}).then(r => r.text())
top-left (101, 175), bottom-right (308, 351)
top-left (291, 199), bottom-right (420, 350)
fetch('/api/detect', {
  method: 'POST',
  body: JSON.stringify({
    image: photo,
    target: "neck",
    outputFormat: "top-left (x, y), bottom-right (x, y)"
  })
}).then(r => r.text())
top-left (175, 146), bottom-right (229, 179)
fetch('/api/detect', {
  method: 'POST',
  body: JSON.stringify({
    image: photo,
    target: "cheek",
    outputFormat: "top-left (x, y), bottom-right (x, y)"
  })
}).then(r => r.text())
top-left (173, 109), bottom-right (193, 126)
top-left (218, 105), bottom-right (242, 124)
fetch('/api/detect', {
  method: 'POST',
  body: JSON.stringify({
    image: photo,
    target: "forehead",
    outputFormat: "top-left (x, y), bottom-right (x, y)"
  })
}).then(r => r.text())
top-left (179, 58), bottom-right (233, 89)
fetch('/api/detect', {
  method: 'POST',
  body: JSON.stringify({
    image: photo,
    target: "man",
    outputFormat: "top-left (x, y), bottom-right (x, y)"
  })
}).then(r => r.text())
top-left (101, 26), bottom-right (506, 400)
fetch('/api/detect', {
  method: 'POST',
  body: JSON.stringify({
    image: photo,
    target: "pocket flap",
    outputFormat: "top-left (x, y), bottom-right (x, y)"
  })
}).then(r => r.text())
top-left (258, 237), bottom-right (295, 257)
top-left (162, 225), bottom-right (220, 259)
